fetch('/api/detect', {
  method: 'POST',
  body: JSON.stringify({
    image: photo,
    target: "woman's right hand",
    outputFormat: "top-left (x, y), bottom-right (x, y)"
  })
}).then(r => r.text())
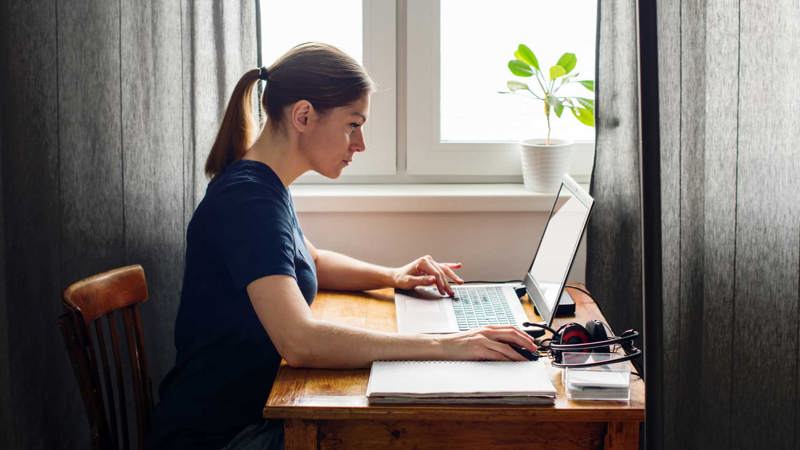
top-left (438, 325), bottom-right (538, 362)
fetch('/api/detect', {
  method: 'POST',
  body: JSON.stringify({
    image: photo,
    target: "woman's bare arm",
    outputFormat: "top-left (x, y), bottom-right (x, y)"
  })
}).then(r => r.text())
top-left (247, 274), bottom-right (536, 368)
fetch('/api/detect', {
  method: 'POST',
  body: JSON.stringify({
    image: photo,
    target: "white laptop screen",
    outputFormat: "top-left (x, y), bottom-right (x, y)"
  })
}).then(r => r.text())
top-left (525, 177), bottom-right (593, 326)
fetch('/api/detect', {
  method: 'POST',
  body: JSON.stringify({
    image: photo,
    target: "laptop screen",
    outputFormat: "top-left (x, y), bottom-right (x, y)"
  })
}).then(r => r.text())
top-left (524, 175), bottom-right (594, 327)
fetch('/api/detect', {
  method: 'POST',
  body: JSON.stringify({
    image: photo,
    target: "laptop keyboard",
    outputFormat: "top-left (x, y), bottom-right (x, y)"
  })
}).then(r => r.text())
top-left (451, 285), bottom-right (516, 331)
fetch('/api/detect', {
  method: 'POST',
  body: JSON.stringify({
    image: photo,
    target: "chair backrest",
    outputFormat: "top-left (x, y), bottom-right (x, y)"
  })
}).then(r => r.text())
top-left (59, 265), bottom-right (153, 450)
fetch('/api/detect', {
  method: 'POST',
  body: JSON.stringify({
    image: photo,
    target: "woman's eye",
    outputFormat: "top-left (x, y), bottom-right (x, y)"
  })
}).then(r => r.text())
top-left (349, 123), bottom-right (360, 128)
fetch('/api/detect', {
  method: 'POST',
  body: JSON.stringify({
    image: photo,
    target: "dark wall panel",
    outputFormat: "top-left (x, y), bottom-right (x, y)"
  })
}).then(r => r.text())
top-left (121, 0), bottom-right (185, 391)
top-left (698, 1), bottom-right (738, 449)
top-left (732, 0), bottom-right (800, 447)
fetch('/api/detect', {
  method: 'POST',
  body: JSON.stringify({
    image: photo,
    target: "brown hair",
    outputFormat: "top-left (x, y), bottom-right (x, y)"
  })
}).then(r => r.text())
top-left (205, 42), bottom-right (375, 178)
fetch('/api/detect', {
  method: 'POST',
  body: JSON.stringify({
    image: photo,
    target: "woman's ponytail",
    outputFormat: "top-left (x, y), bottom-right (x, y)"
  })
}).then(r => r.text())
top-left (204, 43), bottom-right (374, 179)
top-left (204, 69), bottom-right (261, 179)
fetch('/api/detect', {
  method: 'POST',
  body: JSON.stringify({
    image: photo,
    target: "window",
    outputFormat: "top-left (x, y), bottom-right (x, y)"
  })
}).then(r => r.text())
top-left (259, 0), bottom-right (597, 183)
top-left (259, 0), bottom-right (397, 179)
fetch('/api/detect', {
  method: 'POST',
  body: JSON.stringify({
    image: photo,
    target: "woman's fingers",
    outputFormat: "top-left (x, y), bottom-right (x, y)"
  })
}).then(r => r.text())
top-left (417, 257), bottom-right (452, 295)
top-left (439, 263), bottom-right (464, 284)
top-left (404, 275), bottom-right (436, 288)
top-left (482, 326), bottom-right (537, 350)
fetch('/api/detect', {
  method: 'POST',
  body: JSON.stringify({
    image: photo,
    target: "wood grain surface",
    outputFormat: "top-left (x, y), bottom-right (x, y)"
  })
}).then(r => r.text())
top-left (265, 287), bottom-right (644, 432)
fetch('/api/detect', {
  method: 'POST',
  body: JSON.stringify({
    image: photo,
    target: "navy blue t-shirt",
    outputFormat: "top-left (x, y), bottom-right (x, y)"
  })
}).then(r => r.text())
top-left (148, 160), bottom-right (317, 449)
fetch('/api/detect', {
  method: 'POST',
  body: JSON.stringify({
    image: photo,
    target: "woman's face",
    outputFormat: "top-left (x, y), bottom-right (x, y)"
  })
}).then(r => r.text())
top-left (300, 95), bottom-right (369, 179)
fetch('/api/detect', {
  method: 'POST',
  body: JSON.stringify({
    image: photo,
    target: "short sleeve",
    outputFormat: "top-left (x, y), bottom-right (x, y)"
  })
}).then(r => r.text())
top-left (211, 184), bottom-right (296, 290)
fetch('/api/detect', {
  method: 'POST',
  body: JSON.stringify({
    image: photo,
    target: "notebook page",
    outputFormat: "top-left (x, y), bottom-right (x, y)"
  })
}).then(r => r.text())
top-left (367, 360), bottom-right (556, 398)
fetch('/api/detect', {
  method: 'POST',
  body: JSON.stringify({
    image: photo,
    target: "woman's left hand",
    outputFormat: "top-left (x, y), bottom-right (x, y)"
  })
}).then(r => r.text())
top-left (391, 255), bottom-right (464, 296)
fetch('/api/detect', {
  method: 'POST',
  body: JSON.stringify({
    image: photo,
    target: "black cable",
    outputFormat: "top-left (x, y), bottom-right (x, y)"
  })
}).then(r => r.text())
top-left (564, 282), bottom-right (593, 299)
top-left (522, 321), bottom-right (559, 335)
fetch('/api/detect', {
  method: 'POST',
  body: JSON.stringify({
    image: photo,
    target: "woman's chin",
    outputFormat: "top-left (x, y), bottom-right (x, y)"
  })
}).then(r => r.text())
top-left (316, 167), bottom-right (344, 179)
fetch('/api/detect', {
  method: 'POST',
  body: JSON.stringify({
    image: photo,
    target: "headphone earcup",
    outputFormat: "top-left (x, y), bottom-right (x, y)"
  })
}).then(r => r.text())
top-left (552, 323), bottom-right (591, 364)
top-left (585, 320), bottom-right (611, 353)
top-left (558, 323), bottom-right (592, 346)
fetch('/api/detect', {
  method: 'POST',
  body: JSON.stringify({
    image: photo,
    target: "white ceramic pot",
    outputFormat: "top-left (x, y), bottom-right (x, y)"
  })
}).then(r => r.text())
top-left (519, 138), bottom-right (574, 192)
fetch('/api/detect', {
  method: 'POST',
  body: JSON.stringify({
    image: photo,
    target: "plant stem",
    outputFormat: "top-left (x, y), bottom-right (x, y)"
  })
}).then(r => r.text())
top-left (544, 101), bottom-right (551, 144)
top-left (546, 113), bottom-right (551, 144)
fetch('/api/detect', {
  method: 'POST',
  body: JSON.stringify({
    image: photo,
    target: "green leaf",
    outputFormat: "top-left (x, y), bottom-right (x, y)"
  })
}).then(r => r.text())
top-left (508, 60), bottom-right (533, 77)
top-left (556, 53), bottom-right (577, 74)
top-left (549, 65), bottom-right (566, 80)
top-left (515, 44), bottom-right (540, 71)
top-left (577, 97), bottom-right (594, 110)
top-left (571, 107), bottom-right (595, 127)
top-left (554, 102), bottom-right (564, 118)
top-left (507, 81), bottom-right (529, 92)
top-left (578, 80), bottom-right (595, 92)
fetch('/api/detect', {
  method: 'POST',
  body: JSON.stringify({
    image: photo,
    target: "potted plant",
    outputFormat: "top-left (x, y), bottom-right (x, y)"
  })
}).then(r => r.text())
top-left (503, 44), bottom-right (595, 192)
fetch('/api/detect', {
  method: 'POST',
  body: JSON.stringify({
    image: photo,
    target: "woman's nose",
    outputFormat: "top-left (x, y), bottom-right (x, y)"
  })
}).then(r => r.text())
top-left (352, 131), bottom-right (366, 152)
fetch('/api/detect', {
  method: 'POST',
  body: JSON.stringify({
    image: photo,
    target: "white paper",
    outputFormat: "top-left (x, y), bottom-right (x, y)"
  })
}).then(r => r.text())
top-left (367, 360), bottom-right (556, 399)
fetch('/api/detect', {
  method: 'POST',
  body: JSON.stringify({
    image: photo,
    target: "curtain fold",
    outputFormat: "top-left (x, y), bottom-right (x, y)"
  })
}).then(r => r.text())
top-left (593, 0), bottom-right (800, 448)
top-left (182, 0), bottom-right (257, 219)
top-left (586, 0), bottom-right (643, 337)
top-left (651, 0), bottom-right (800, 448)
top-left (0, 1), bottom-right (256, 448)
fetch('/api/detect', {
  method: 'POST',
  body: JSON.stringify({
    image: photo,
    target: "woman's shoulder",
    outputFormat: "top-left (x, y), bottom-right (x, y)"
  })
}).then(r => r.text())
top-left (207, 160), bottom-right (290, 206)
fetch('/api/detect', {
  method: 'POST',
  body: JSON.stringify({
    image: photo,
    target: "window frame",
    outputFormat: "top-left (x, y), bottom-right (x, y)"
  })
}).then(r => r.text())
top-left (261, 0), bottom-right (596, 185)
top-left (405, 0), bottom-right (595, 180)
top-left (284, 0), bottom-right (397, 182)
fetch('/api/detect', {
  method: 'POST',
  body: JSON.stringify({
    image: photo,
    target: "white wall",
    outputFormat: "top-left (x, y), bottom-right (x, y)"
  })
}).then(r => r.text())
top-left (297, 211), bottom-right (586, 283)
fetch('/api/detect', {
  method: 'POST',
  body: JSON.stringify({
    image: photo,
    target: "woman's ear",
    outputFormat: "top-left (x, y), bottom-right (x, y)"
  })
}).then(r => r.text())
top-left (289, 100), bottom-right (314, 132)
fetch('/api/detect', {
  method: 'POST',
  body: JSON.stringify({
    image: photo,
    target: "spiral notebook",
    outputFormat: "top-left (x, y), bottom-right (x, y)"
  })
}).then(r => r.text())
top-left (366, 360), bottom-right (557, 405)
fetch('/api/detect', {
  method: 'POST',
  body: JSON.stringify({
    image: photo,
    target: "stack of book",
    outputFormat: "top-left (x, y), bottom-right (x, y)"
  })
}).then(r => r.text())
top-left (366, 360), bottom-right (557, 405)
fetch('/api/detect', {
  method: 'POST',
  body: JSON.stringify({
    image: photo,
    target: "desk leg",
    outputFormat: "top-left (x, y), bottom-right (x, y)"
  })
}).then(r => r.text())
top-left (284, 419), bottom-right (318, 450)
top-left (603, 422), bottom-right (639, 450)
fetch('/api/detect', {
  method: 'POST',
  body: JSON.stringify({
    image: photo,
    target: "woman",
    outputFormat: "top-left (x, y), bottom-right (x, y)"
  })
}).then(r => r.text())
top-left (148, 43), bottom-right (536, 450)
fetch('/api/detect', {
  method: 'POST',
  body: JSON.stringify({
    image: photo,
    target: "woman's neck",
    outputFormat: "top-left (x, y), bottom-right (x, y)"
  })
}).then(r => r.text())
top-left (242, 126), bottom-right (309, 187)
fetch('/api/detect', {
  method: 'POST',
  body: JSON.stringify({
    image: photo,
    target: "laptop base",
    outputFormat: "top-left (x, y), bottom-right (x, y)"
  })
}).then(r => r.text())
top-left (533, 290), bottom-right (576, 318)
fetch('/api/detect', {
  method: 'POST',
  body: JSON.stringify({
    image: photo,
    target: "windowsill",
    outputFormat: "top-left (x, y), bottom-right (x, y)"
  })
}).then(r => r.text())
top-left (291, 183), bottom-right (587, 213)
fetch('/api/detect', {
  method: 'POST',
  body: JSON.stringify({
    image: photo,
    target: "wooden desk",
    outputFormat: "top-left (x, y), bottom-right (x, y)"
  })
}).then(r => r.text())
top-left (264, 287), bottom-right (645, 449)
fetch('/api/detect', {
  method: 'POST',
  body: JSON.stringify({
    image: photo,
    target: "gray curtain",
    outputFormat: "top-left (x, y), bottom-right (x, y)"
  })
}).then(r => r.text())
top-left (654, 0), bottom-right (800, 449)
top-left (591, 0), bottom-right (800, 449)
top-left (586, 1), bottom-right (642, 338)
top-left (0, 88), bottom-right (11, 450)
top-left (0, 1), bottom-right (255, 448)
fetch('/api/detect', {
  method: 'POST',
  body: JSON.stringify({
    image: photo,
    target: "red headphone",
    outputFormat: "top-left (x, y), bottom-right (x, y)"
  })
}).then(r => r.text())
top-left (523, 320), bottom-right (641, 368)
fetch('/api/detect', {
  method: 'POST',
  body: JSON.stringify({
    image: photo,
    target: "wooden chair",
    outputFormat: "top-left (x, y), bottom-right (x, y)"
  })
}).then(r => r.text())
top-left (59, 265), bottom-right (154, 450)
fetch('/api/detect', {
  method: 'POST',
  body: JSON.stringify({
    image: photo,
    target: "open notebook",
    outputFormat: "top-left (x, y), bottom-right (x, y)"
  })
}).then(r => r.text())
top-left (366, 360), bottom-right (557, 405)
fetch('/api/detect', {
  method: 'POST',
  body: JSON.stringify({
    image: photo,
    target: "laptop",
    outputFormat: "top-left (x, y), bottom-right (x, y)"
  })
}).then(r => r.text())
top-left (394, 174), bottom-right (594, 334)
